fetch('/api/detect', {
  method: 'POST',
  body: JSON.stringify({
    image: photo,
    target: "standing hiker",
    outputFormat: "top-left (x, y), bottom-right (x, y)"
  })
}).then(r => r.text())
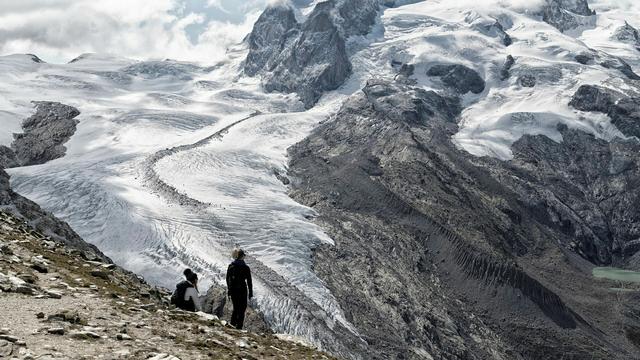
top-left (170, 268), bottom-right (202, 312)
top-left (226, 248), bottom-right (253, 330)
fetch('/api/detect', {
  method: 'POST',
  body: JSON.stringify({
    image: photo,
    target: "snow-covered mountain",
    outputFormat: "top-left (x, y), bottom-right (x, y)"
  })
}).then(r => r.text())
top-left (1, 0), bottom-right (640, 358)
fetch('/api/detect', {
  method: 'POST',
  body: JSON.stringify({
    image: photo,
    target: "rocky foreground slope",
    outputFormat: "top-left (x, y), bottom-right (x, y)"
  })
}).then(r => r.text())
top-left (0, 210), bottom-right (333, 359)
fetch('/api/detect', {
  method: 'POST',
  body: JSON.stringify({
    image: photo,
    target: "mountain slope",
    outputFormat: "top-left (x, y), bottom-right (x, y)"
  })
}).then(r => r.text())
top-left (289, 78), bottom-right (638, 359)
top-left (0, 210), bottom-right (333, 359)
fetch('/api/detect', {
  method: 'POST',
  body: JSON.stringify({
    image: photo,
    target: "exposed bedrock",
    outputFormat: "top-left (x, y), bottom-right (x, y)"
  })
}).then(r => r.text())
top-left (0, 146), bottom-right (19, 169)
top-left (243, 6), bottom-right (299, 77)
top-left (541, 0), bottom-right (595, 32)
top-left (288, 79), bottom-right (640, 359)
top-left (426, 64), bottom-right (486, 94)
top-left (201, 285), bottom-right (271, 334)
top-left (574, 49), bottom-right (640, 80)
top-left (472, 19), bottom-right (512, 46)
top-left (243, 1), bottom-right (380, 108)
top-left (613, 21), bottom-right (640, 49)
top-left (500, 55), bottom-right (515, 81)
top-left (570, 84), bottom-right (640, 138)
top-left (11, 101), bottom-right (80, 167)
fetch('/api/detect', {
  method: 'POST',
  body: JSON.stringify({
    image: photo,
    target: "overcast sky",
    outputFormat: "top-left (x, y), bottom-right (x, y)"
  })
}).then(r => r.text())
top-left (0, 0), bottom-right (272, 64)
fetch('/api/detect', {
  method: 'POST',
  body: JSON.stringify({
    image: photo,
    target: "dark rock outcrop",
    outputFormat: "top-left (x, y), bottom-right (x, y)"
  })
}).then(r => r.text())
top-left (500, 55), bottom-right (516, 80)
top-left (541, 0), bottom-right (594, 32)
top-left (0, 147), bottom-right (18, 169)
top-left (288, 79), bottom-right (640, 359)
top-left (573, 50), bottom-right (640, 80)
top-left (262, 2), bottom-right (352, 108)
top-left (201, 285), bottom-right (270, 333)
top-left (243, 5), bottom-right (300, 77)
top-left (427, 64), bottom-right (485, 94)
top-left (11, 102), bottom-right (80, 166)
top-left (244, 0), bottom-right (380, 108)
top-left (613, 21), bottom-right (640, 49)
top-left (570, 84), bottom-right (640, 138)
top-left (569, 84), bottom-right (623, 113)
top-left (609, 97), bottom-right (640, 138)
top-left (474, 20), bottom-right (512, 46)
top-left (518, 74), bottom-right (536, 87)
top-left (599, 57), bottom-right (640, 80)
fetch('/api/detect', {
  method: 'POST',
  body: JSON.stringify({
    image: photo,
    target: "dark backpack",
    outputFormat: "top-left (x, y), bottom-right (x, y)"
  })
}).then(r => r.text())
top-left (170, 281), bottom-right (194, 310)
top-left (227, 263), bottom-right (244, 289)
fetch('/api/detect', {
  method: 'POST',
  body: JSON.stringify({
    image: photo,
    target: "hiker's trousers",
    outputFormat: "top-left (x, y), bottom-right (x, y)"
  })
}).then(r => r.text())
top-left (230, 290), bottom-right (248, 330)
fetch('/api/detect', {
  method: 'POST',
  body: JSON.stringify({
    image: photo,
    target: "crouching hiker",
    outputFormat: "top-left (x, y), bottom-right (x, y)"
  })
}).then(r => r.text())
top-left (226, 249), bottom-right (253, 330)
top-left (170, 268), bottom-right (202, 312)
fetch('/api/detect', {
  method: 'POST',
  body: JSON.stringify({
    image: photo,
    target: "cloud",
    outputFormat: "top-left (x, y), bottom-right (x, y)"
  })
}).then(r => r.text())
top-left (0, 0), bottom-right (267, 64)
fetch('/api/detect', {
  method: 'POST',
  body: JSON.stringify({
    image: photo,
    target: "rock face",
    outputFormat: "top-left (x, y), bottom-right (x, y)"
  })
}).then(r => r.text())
top-left (574, 50), bottom-right (640, 80)
top-left (609, 97), bottom-right (640, 138)
top-left (11, 102), bottom-right (80, 166)
top-left (570, 84), bottom-right (640, 138)
top-left (612, 21), bottom-right (640, 49)
top-left (288, 79), bottom-right (640, 359)
top-left (244, 1), bottom-right (380, 108)
top-left (473, 20), bottom-right (512, 46)
top-left (569, 84), bottom-right (622, 112)
top-left (541, 0), bottom-right (594, 32)
top-left (0, 146), bottom-right (18, 169)
top-left (243, 6), bottom-right (299, 78)
top-left (500, 55), bottom-right (516, 80)
top-left (201, 285), bottom-right (270, 333)
top-left (427, 64), bottom-right (485, 94)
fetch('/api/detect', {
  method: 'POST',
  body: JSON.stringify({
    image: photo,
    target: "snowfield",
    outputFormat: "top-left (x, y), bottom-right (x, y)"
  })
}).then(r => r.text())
top-left (1, 0), bottom-right (639, 351)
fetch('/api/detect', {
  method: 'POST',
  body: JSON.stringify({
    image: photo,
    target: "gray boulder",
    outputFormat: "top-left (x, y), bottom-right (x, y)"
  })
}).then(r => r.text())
top-left (201, 285), bottom-right (270, 333)
top-left (427, 64), bottom-right (485, 94)
top-left (11, 102), bottom-right (80, 166)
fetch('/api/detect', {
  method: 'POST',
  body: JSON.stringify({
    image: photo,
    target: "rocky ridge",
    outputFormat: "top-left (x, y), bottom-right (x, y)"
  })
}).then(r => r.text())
top-left (243, 0), bottom-right (381, 108)
top-left (9, 101), bottom-right (81, 167)
top-left (288, 78), bottom-right (640, 359)
top-left (541, 0), bottom-right (595, 32)
top-left (0, 210), bottom-right (334, 359)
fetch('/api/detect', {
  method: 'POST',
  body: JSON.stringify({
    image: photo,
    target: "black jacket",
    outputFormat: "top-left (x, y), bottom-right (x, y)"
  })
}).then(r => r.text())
top-left (226, 259), bottom-right (253, 297)
top-left (174, 280), bottom-right (196, 312)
